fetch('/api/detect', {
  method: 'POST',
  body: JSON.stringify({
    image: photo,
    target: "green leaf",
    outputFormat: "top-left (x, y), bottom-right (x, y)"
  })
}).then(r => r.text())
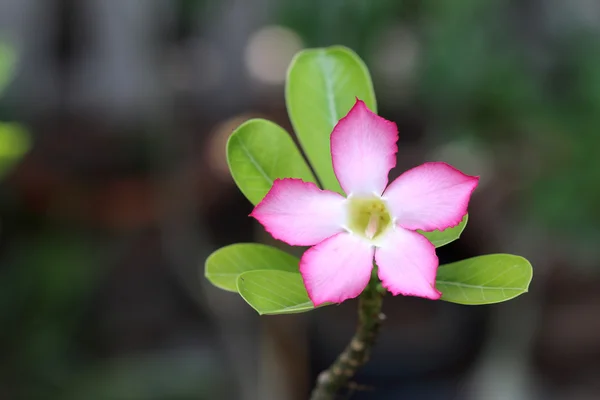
top-left (436, 254), bottom-right (533, 305)
top-left (286, 46), bottom-right (377, 194)
top-left (0, 122), bottom-right (31, 178)
top-left (226, 118), bottom-right (317, 205)
top-left (420, 214), bottom-right (469, 248)
top-left (236, 270), bottom-right (315, 315)
top-left (204, 243), bottom-right (299, 292)
top-left (0, 41), bottom-right (16, 96)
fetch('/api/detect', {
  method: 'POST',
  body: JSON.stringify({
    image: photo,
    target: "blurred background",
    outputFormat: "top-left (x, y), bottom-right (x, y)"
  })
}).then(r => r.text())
top-left (0, 0), bottom-right (599, 399)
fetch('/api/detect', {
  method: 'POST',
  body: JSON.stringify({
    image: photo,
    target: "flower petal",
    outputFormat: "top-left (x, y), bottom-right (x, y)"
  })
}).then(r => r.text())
top-left (250, 178), bottom-right (346, 246)
top-left (331, 99), bottom-right (398, 196)
top-left (383, 162), bottom-right (479, 232)
top-left (375, 227), bottom-right (441, 299)
top-left (300, 233), bottom-right (374, 306)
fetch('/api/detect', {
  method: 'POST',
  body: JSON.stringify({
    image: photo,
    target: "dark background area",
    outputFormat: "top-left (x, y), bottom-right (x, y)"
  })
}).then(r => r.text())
top-left (0, 0), bottom-right (599, 399)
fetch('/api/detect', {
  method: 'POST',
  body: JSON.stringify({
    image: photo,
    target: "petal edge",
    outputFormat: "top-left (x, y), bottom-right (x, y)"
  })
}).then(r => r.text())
top-left (383, 162), bottom-right (479, 232)
top-left (250, 178), bottom-right (346, 246)
top-left (300, 233), bottom-right (374, 306)
top-left (375, 227), bottom-right (441, 300)
top-left (331, 99), bottom-right (398, 196)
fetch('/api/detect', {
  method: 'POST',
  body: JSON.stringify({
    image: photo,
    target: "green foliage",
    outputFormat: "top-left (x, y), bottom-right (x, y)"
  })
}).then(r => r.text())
top-left (286, 46), bottom-right (376, 194)
top-left (205, 243), bottom-right (299, 292)
top-left (227, 118), bottom-right (317, 205)
top-left (204, 249), bottom-right (532, 313)
top-left (237, 270), bottom-right (314, 315)
top-left (437, 254), bottom-right (532, 305)
top-left (420, 214), bottom-right (468, 248)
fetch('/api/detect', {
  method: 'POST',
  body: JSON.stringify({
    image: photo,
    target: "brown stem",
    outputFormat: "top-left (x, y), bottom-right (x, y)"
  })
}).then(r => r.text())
top-left (309, 279), bottom-right (385, 400)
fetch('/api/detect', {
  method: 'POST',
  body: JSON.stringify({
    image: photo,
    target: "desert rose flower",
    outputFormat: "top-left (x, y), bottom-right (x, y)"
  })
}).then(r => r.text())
top-left (250, 99), bottom-right (479, 306)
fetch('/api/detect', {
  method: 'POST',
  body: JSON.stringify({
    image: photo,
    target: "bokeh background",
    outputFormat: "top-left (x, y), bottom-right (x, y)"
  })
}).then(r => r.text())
top-left (0, 0), bottom-right (599, 399)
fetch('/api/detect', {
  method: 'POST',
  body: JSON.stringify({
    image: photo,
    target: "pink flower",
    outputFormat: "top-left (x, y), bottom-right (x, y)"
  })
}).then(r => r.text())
top-left (250, 99), bottom-right (479, 306)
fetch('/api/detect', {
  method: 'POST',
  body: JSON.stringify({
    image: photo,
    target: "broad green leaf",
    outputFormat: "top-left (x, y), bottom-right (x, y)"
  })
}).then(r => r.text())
top-left (436, 254), bottom-right (533, 305)
top-left (0, 122), bottom-right (30, 178)
top-left (286, 46), bottom-right (376, 194)
top-left (205, 243), bottom-right (299, 292)
top-left (0, 41), bottom-right (16, 96)
top-left (237, 270), bottom-right (315, 315)
top-left (420, 214), bottom-right (469, 248)
top-left (226, 118), bottom-right (317, 205)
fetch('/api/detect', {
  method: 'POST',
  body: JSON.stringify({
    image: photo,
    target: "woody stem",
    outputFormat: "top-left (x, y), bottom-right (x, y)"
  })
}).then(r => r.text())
top-left (308, 277), bottom-right (385, 400)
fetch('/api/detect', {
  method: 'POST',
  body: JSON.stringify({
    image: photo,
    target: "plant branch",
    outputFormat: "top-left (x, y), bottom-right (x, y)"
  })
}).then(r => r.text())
top-left (309, 279), bottom-right (385, 400)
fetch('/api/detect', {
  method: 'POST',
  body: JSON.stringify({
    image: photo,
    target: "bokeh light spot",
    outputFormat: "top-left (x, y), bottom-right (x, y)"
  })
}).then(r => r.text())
top-left (244, 26), bottom-right (304, 85)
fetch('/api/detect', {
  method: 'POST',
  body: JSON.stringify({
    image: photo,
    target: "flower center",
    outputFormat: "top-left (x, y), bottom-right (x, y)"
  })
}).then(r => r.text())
top-left (346, 196), bottom-right (392, 241)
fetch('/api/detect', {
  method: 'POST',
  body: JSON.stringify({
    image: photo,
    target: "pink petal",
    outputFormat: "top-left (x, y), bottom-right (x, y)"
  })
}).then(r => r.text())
top-left (383, 162), bottom-right (479, 232)
top-left (375, 227), bottom-right (441, 299)
top-left (300, 233), bottom-right (374, 306)
top-left (331, 99), bottom-right (398, 196)
top-left (250, 178), bottom-right (346, 246)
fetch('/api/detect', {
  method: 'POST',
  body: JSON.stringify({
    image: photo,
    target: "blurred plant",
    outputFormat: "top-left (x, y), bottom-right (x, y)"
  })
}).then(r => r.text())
top-left (205, 46), bottom-right (532, 399)
top-left (0, 121), bottom-right (30, 178)
top-left (0, 232), bottom-right (104, 399)
top-left (278, 0), bottom-right (403, 53)
top-left (414, 0), bottom-right (600, 244)
top-left (0, 41), bottom-right (16, 95)
top-left (279, 0), bottom-right (600, 247)
top-left (0, 40), bottom-right (30, 179)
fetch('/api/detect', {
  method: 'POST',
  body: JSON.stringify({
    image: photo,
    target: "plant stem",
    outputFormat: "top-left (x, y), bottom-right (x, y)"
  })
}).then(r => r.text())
top-left (309, 279), bottom-right (385, 400)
